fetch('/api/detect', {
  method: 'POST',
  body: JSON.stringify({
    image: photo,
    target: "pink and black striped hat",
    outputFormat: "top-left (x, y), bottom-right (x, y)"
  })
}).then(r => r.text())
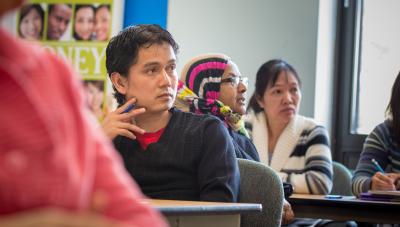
top-left (180, 53), bottom-right (230, 100)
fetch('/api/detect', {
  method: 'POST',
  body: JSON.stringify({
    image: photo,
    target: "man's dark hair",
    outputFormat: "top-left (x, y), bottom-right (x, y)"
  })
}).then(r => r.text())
top-left (106, 24), bottom-right (179, 106)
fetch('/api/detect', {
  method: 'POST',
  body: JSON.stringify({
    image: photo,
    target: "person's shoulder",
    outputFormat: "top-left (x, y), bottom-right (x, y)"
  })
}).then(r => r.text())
top-left (297, 115), bottom-right (326, 130)
top-left (368, 120), bottom-right (391, 138)
top-left (231, 129), bottom-right (255, 147)
top-left (170, 108), bottom-right (229, 138)
top-left (296, 115), bottom-right (329, 140)
top-left (172, 108), bottom-right (224, 124)
top-left (378, 120), bottom-right (391, 131)
top-left (230, 129), bottom-right (248, 140)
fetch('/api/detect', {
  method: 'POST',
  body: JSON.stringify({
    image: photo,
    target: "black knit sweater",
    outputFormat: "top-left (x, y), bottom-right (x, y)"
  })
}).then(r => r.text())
top-left (113, 108), bottom-right (240, 202)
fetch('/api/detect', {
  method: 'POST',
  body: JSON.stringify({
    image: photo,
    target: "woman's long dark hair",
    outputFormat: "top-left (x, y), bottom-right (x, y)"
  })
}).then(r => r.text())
top-left (386, 71), bottom-right (400, 145)
top-left (247, 59), bottom-right (301, 113)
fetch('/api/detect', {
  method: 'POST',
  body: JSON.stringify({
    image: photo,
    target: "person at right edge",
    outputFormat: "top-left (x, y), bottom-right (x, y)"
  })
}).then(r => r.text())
top-left (353, 71), bottom-right (400, 196)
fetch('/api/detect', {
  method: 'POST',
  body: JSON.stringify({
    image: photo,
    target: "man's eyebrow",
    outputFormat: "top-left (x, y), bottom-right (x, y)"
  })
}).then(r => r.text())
top-left (167, 59), bottom-right (176, 64)
top-left (143, 62), bottom-right (160, 68)
top-left (143, 59), bottom-right (176, 68)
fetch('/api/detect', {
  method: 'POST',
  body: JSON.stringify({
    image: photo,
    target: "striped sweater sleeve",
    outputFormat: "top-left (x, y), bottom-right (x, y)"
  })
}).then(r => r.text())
top-left (352, 122), bottom-right (391, 196)
top-left (284, 126), bottom-right (333, 194)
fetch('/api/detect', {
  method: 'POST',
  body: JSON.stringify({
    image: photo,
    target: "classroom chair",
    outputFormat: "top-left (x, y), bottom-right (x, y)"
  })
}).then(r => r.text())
top-left (237, 158), bottom-right (284, 227)
top-left (331, 161), bottom-right (353, 196)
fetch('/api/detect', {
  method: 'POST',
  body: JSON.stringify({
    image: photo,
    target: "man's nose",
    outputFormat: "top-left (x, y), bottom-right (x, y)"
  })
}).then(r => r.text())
top-left (159, 69), bottom-right (172, 86)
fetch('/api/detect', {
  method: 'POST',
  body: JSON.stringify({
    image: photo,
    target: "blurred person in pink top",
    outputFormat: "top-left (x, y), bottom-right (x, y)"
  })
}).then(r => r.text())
top-left (0, 1), bottom-right (167, 227)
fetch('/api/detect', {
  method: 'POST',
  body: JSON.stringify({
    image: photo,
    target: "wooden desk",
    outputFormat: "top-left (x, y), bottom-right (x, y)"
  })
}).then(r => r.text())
top-left (288, 194), bottom-right (400, 224)
top-left (149, 199), bottom-right (262, 227)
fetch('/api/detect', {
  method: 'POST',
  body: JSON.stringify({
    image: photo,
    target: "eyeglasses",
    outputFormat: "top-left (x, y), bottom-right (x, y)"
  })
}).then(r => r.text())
top-left (221, 76), bottom-right (248, 87)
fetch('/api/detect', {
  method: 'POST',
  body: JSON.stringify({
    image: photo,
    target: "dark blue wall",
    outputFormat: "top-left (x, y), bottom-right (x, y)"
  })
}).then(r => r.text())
top-left (123, 0), bottom-right (168, 28)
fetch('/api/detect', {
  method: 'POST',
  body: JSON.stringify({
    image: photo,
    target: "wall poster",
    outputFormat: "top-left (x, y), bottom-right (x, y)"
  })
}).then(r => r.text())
top-left (4, 0), bottom-right (124, 122)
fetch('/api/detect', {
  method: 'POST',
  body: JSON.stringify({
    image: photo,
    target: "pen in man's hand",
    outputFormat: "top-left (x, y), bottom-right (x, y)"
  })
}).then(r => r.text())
top-left (371, 158), bottom-right (385, 173)
top-left (123, 104), bottom-right (136, 113)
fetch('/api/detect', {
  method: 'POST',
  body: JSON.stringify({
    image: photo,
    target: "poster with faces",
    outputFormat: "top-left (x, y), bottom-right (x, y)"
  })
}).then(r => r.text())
top-left (17, 3), bottom-right (114, 42)
top-left (7, 0), bottom-right (124, 122)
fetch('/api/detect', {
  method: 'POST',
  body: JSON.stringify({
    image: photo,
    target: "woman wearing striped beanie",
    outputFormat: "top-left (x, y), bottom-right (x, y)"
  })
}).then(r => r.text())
top-left (176, 53), bottom-right (259, 161)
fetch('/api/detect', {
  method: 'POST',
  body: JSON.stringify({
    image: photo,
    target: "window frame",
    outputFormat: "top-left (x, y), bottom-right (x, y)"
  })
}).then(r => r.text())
top-left (333, 0), bottom-right (367, 169)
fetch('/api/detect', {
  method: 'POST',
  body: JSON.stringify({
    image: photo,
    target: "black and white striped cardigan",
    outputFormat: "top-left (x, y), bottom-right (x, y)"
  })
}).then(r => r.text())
top-left (245, 112), bottom-right (333, 195)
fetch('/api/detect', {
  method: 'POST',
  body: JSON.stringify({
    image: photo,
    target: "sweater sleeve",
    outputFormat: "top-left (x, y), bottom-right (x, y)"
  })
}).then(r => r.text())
top-left (352, 122), bottom-right (390, 196)
top-left (287, 126), bottom-right (333, 195)
top-left (197, 118), bottom-right (240, 202)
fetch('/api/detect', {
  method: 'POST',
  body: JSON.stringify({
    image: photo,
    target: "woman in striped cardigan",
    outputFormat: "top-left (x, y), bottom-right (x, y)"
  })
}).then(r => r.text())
top-left (246, 59), bottom-right (333, 195)
top-left (246, 59), bottom-right (335, 226)
top-left (352, 71), bottom-right (400, 196)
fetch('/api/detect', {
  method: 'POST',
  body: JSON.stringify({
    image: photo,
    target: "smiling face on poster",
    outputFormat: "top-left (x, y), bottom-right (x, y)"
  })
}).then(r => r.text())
top-left (94, 4), bottom-right (111, 41)
top-left (18, 4), bottom-right (44, 40)
top-left (73, 4), bottom-right (95, 41)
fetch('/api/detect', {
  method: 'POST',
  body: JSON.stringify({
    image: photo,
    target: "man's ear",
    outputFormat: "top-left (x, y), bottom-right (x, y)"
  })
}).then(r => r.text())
top-left (110, 72), bottom-right (128, 95)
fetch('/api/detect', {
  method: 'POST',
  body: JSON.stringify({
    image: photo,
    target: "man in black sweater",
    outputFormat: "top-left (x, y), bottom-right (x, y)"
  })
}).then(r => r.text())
top-left (102, 24), bottom-right (239, 202)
